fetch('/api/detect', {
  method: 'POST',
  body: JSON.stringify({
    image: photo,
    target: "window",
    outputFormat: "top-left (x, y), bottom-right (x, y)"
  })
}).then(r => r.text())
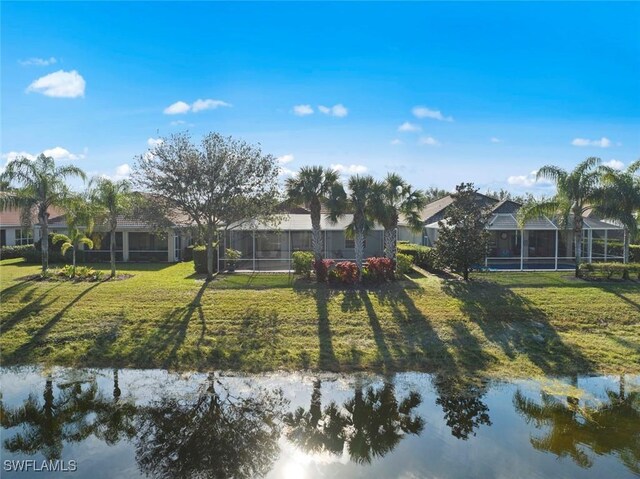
top-left (15, 229), bottom-right (33, 245)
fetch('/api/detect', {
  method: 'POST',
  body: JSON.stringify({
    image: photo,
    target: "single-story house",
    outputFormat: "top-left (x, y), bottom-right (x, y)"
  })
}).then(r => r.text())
top-left (0, 201), bottom-right (64, 247)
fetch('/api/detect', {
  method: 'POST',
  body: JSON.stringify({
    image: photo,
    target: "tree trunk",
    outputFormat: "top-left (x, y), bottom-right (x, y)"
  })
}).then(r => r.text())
top-left (72, 247), bottom-right (77, 275)
top-left (574, 225), bottom-right (582, 278)
top-left (623, 227), bottom-right (630, 264)
top-left (110, 224), bottom-right (116, 278)
top-left (311, 201), bottom-right (323, 261)
top-left (383, 228), bottom-right (396, 261)
top-left (355, 229), bottom-right (365, 281)
top-left (206, 228), bottom-right (215, 281)
top-left (41, 215), bottom-right (49, 275)
top-left (463, 267), bottom-right (469, 281)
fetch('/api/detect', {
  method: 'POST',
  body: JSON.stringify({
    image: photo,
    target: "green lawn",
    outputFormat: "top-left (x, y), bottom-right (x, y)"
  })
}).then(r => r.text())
top-left (1, 258), bottom-right (638, 379)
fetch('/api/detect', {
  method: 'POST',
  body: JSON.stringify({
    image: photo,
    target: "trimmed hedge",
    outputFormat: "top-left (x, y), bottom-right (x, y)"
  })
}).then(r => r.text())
top-left (395, 253), bottom-right (413, 275)
top-left (0, 244), bottom-right (36, 260)
top-left (292, 251), bottom-right (314, 277)
top-left (630, 244), bottom-right (640, 263)
top-left (579, 262), bottom-right (640, 280)
top-left (397, 243), bottom-right (437, 271)
top-left (193, 245), bottom-right (218, 274)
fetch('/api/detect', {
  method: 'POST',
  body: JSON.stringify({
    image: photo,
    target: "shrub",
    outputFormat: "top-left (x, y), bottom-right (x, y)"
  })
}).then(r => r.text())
top-left (579, 262), bottom-right (640, 280)
top-left (193, 245), bottom-right (208, 274)
top-left (395, 253), bottom-right (413, 276)
top-left (292, 251), bottom-right (314, 277)
top-left (329, 261), bottom-right (359, 285)
top-left (183, 245), bottom-right (194, 262)
top-left (225, 248), bottom-right (242, 271)
top-left (365, 257), bottom-right (394, 282)
top-left (630, 244), bottom-right (640, 263)
top-left (0, 244), bottom-right (36, 260)
top-left (51, 265), bottom-right (103, 281)
top-left (313, 259), bottom-right (334, 283)
top-left (397, 243), bottom-right (437, 271)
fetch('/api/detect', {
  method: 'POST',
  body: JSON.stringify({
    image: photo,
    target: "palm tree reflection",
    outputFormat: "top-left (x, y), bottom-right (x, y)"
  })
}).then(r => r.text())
top-left (283, 380), bottom-right (424, 464)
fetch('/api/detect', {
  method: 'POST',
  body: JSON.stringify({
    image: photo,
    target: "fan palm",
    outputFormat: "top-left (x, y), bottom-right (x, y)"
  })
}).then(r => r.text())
top-left (52, 193), bottom-right (97, 274)
top-left (90, 178), bottom-right (132, 278)
top-left (285, 166), bottom-right (343, 261)
top-left (593, 160), bottom-right (640, 264)
top-left (372, 173), bottom-right (427, 261)
top-left (328, 175), bottom-right (378, 280)
top-left (520, 157), bottom-right (602, 277)
top-left (0, 154), bottom-right (86, 274)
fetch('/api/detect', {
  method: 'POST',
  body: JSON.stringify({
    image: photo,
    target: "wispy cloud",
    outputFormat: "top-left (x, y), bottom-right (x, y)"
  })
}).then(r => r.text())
top-left (19, 57), bottom-right (57, 66)
top-left (412, 106), bottom-right (453, 122)
top-left (26, 70), bottom-right (85, 98)
top-left (292, 104), bottom-right (314, 116)
top-left (147, 137), bottom-right (163, 148)
top-left (507, 170), bottom-right (553, 188)
top-left (603, 159), bottom-right (624, 170)
top-left (330, 163), bottom-right (367, 175)
top-left (277, 154), bottom-right (295, 164)
top-left (318, 104), bottom-right (348, 117)
top-left (571, 137), bottom-right (611, 148)
top-left (490, 137), bottom-right (502, 143)
top-left (390, 139), bottom-right (403, 145)
top-left (418, 136), bottom-right (440, 146)
top-left (397, 122), bottom-right (421, 132)
top-left (163, 99), bottom-right (231, 115)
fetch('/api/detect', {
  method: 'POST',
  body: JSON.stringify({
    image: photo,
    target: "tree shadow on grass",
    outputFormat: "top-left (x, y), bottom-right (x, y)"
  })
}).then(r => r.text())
top-left (1, 289), bottom-right (61, 334)
top-left (4, 282), bottom-right (103, 364)
top-left (600, 284), bottom-right (640, 311)
top-left (441, 279), bottom-right (596, 376)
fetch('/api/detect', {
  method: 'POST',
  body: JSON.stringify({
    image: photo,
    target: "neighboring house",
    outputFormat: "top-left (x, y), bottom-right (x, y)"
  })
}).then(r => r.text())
top-left (0, 202), bottom-right (64, 247)
top-left (397, 193), bottom-right (625, 271)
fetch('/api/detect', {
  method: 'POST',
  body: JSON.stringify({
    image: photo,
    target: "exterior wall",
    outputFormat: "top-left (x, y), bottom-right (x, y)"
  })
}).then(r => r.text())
top-left (397, 226), bottom-right (423, 245)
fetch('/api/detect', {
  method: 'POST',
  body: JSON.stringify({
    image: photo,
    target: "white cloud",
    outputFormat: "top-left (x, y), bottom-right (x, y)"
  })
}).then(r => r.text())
top-left (390, 139), bottom-right (403, 145)
top-left (571, 137), bottom-right (611, 148)
top-left (147, 137), bottom-right (163, 148)
top-left (1, 147), bottom-right (85, 174)
top-left (412, 106), bottom-right (453, 122)
top-left (293, 104), bottom-right (314, 116)
top-left (191, 98), bottom-right (232, 112)
top-left (164, 101), bottom-right (191, 115)
top-left (507, 170), bottom-right (553, 188)
top-left (26, 70), bottom-right (85, 98)
top-left (114, 163), bottom-right (131, 180)
top-left (277, 154), bottom-right (294, 164)
top-left (19, 57), bottom-right (57, 66)
top-left (42, 146), bottom-right (84, 161)
top-left (170, 120), bottom-right (186, 126)
top-left (418, 136), bottom-right (440, 146)
top-left (603, 159), bottom-right (624, 170)
top-left (490, 137), bottom-right (502, 143)
top-left (398, 122), bottom-right (421, 132)
top-left (278, 166), bottom-right (296, 177)
top-left (318, 104), bottom-right (348, 117)
top-left (1, 151), bottom-right (36, 163)
top-left (330, 163), bottom-right (368, 175)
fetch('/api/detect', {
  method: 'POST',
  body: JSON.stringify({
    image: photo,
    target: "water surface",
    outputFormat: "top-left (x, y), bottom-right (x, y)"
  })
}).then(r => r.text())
top-left (1, 367), bottom-right (638, 478)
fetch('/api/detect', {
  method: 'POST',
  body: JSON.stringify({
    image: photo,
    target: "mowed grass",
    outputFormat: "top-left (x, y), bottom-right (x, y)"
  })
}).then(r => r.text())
top-left (1, 258), bottom-right (638, 379)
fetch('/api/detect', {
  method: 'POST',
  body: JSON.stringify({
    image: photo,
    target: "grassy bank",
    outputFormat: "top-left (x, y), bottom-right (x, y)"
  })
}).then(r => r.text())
top-left (1, 259), bottom-right (638, 379)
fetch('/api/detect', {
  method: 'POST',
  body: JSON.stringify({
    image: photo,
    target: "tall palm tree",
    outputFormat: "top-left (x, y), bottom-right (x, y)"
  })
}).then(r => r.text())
top-left (594, 160), bottom-right (640, 264)
top-left (285, 166), bottom-right (343, 261)
top-left (0, 154), bottom-right (86, 274)
top-left (520, 157), bottom-right (602, 277)
top-left (90, 178), bottom-right (132, 278)
top-left (52, 193), bottom-right (97, 274)
top-left (328, 175), bottom-right (378, 280)
top-left (372, 173), bottom-right (427, 262)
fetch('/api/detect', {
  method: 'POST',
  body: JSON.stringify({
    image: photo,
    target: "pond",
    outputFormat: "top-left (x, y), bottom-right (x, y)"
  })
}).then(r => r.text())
top-left (1, 367), bottom-right (638, 478)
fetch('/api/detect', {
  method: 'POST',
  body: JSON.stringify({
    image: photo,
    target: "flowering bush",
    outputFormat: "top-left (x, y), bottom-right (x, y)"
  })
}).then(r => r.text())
top-left (313, 259), bottom-right (334, 282)
top-left (365, 257), bottom-right (394, 282)
top-left (329, 261), bottom-right (359, 285)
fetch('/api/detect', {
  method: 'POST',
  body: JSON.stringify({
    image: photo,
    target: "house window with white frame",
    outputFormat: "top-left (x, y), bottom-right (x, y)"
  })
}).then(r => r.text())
top-left (15, 228), bottom-right (33, 245)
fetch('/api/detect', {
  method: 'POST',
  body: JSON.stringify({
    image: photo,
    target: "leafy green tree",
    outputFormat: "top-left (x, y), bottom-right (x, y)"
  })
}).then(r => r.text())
top-left (327, 175), bottom-right (378, 280)
top-left (593, 160), bottom-right (640, 265)
top-left (90, 178), bottom-right (132, 278)
top-left (520, 157), bottom-right (602, 277)
top-left (436, 183), bottom-right (491, 281)
top-left (0, 154), bottom-right (86, 274)
top-left (372, 173), bottom-right (427, 261)
top-left (52, 193), bottom-right (97, 274)
top-left (134, 132), bottom-right (281, 280)
top-left (285, 166), bottom-right (343, 261)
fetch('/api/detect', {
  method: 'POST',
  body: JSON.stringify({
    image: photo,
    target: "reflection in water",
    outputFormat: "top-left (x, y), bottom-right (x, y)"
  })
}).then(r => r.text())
top-left (513, 377), bottom-right (640, 474)
top-left (433, 375), bottom-right (492, 440)
top-left (283, 380), bottom-right (424, 464)
top-left (135, 373), bottom-right (287, 479)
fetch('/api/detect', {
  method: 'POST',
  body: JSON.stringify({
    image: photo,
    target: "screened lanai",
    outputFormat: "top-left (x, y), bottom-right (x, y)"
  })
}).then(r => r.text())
top-left (220, 214), bottom-right (385, 271)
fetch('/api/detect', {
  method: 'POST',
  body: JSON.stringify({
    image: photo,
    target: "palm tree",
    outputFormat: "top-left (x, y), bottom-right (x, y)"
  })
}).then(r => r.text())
top-left (90, 178), bottom-right (132, 278)
top-left (594, 160), bottom-right (640, 265)
top-left (0, 154), bottom-right (86, 274)
top-left (52, 193), bottom-right (97, 274)
top-left (372, 173), bottom-right (427, 262)
top-left (285, 166), bottom-right (343, 261)
top-left (328, 175), bottom-right (378, 280)
top-left (520, 157), bottom-right (602, 277)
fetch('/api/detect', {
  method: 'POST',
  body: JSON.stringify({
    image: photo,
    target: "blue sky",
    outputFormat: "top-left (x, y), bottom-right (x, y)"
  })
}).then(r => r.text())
top-left (2, 1), bottom-right (639, 195)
